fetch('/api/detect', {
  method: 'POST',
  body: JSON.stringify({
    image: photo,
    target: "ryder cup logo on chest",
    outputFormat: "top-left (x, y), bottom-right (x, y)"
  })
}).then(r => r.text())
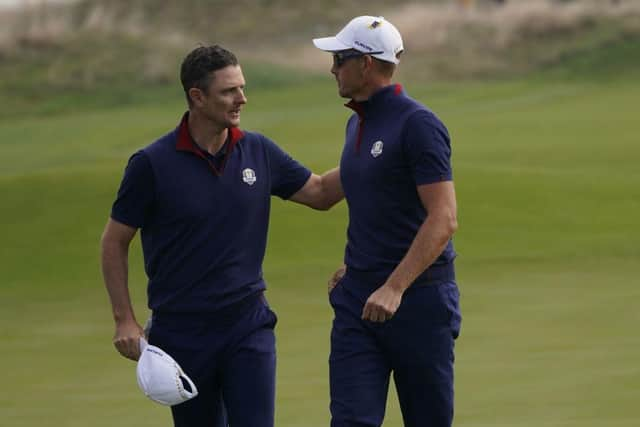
top-left (242, 168), bottom-right (256, 186)
top-left (371, 140), bottom-right (384, 158)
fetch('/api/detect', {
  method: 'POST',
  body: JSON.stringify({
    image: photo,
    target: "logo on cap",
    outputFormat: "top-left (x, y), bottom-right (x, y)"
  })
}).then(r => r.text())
top-left (369, 20), bottom-right (382, 29)
top-left (371, 140), bottom-right (384, 157)
top-left (354, 40), bottom-right (375, 52)
top-left (242, 168), bottom-right (256, 185)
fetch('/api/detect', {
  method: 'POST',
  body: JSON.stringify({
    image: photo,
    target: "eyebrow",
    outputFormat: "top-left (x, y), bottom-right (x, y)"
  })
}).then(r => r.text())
top-left (220, 84), bottom-right (245, 92)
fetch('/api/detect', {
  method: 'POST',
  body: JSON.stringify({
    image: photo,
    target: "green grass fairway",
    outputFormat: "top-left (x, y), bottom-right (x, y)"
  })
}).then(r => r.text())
top-left (1, 77), bottom-right (639, 426)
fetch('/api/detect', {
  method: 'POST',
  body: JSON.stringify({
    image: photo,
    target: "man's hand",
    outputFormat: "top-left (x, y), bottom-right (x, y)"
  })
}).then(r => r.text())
top-left (113, 320), bottom-right (145, 361)
top-left (328, 264), bottom-right (346, 294)
top-left (362, 284), bottom-right (403, 322)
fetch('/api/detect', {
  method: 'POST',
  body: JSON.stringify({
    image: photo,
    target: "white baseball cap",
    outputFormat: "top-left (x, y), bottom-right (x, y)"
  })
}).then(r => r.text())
top-left (313, 16), bottom-right (404, 64)
top-left (136, 337), bottom-right (198, 406)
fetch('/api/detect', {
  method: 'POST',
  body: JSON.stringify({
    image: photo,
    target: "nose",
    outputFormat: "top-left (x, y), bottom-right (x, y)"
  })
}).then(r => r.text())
top-left (237, 88), bottom-right (247, 104)
top-left (331, 63), bottom-right (338, 76)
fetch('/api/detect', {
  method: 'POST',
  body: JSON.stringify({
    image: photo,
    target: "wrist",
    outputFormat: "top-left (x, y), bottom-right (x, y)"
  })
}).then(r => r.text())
top-left (386, 279), bottom-right (407, 293)
top-left (113, 310), bottom-right (136, 324)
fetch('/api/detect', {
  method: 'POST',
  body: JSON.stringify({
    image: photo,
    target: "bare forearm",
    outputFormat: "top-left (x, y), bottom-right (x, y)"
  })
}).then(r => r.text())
top-left (101, 239), bottom-right (137, 324)
top-left (100, 219), bottom-right (144, 360)
top-left (386, 214), bottom-right (456, 292)
top-left (289, 167), bottom-right (344, 210)
top-left (362, 181), bottom-right (458, 322)
top-left (319, 167), bottom-right (343, 209)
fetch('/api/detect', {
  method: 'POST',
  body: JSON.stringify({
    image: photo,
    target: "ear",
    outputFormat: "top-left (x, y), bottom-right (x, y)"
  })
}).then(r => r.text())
top-left (360, 55), bottom-right (375, 76)
top-left (188, 87), bottom-right (205, 106)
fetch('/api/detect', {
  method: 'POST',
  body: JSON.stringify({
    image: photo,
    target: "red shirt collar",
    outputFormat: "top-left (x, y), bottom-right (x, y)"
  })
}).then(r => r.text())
top-left (175, 111), bottom-right (245, 175)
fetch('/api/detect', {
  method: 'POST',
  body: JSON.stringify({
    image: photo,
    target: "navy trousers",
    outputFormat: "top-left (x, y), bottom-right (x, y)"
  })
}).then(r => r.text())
top-left (329, 276), bottom-right (461, 427)
top-left (148, 293), bottom-right (277, 427)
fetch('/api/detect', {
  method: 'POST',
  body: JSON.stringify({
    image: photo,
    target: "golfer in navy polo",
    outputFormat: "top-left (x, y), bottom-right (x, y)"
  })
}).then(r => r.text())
top-left (100, 45), bottom-right (342, 427)
top-left (313, 16), bottom-right (462, 427)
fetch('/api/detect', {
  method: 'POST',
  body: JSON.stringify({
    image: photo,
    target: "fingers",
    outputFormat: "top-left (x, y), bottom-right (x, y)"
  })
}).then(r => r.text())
top-left (130, 339), bottom-right (142, 361)
top-left (327, 276), bottom-right (336, 294)
top-left (327, 268), bottom-right (346, 294)
top-left (114, 335), bottom-right (142, 361)
top-left (361, 287), bottom-right (400, 322)
top-left (361, 301), bottom-right (394, 323)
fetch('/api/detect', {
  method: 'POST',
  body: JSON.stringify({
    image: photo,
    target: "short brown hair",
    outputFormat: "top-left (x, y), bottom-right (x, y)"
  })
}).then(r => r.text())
top-left (180, 45), bottom-right (238, 105)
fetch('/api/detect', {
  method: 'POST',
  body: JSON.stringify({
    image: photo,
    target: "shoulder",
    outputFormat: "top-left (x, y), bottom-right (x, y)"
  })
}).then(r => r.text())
top-left (237, 129), bottom-right (269, 145)
top-left (237, 130), bottom-right (285, 154)
top-left (400, 101), bottom-right (451, 153)
top-left (122, 149), bottom-right (155, 180)
top-left (142, 128), bottom-right (179, 157)
top-left (403, 101), bottom-right (449, 137)
top-left (236, 130), bottom-right (272, 157)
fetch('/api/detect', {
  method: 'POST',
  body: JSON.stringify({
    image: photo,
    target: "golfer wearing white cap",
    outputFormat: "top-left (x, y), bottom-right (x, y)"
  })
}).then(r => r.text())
top-left (313, 16), bottom-right (462, 427)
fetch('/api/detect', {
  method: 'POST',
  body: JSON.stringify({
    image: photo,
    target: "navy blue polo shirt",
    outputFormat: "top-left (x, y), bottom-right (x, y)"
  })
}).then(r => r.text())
top-left (340, 84), bottom-right (456, 284)
top-left (111, 113), bottom-right (311, 313)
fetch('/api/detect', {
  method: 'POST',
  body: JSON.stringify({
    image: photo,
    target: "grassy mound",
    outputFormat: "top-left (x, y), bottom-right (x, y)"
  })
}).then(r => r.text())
top-left (1, 0), bottom-right (639, 118)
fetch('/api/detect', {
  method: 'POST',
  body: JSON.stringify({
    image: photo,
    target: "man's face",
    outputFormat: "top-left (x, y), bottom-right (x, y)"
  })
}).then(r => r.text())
top-left (196, 65), bottom-right (247, 128)
top-left (330, 50), bottom-right (367, 99)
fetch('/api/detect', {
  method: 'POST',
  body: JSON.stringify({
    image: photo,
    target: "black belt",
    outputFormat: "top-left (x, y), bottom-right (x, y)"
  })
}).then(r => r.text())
top-left (346, 262), bottom-right (455, 285)
top-left (153, 291), bottom-right (264, 322)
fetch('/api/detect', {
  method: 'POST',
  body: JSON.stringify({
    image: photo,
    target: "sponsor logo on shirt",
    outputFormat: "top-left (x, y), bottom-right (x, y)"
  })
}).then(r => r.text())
top-left (371, 140), bottom-right (384, 158)
top-left (242, 168), bottom-right (256, 185)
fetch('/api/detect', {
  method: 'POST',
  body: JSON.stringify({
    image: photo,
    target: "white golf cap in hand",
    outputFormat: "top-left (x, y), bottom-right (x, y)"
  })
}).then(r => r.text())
top-left (136, 337), bottom-right (198, 406)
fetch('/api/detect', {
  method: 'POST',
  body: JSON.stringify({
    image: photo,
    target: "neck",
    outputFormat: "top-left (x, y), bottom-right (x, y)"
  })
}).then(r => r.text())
top-left (187, 110), bottom-right (228, 155)
top-left (352, 78), bottom-right (392, 102)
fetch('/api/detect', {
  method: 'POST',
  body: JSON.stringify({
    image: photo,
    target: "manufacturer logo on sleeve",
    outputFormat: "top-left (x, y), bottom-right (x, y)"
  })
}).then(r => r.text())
top-left (371, 140), bottom-right (384, 157)
top-left (242, 168), bottom-right (256, 185)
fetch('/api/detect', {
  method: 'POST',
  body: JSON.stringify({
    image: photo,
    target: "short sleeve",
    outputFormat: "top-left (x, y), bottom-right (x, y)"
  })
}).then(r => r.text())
top-left (262, 136), bottom-right (312, 199)
top-left (110, 151), bottom-right (155, 228)
top-left (403, 111), bottom-right (453, 185)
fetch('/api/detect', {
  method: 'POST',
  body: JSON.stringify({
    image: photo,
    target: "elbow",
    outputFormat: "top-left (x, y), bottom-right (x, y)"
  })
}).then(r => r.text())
top-left (447, 215), bottom-right (458, 237)
top-left (435, 211), bottom-right (457, 240)
top-left (313, 199), bottom-right (332, 211)
top-left (100, 228), bottom-right (129, 255)
top-left (100, 230), bottom-right (110, 252)
top-left (447, 215), bottom-right (458, 236)
top-left (100, 234), bottom-right (117, 262)
top-left (100, 227), bottom-right (118, 250)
